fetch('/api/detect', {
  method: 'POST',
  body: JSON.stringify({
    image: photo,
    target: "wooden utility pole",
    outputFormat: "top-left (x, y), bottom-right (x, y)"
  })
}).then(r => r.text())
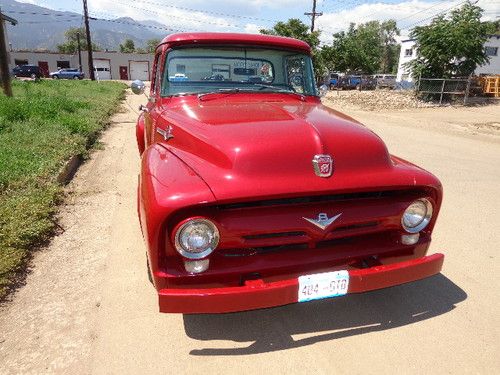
top-left (304, 0), bottom-right (323, 32)
top-left (76, 32), bottom-right (82, 71)
top-left (82, 0), bottom-right (95, 80)
top-left (0, 8), bottom-right (14, 97)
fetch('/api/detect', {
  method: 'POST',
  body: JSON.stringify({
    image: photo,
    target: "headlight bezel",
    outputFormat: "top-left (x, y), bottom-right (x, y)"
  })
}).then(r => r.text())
top-left (173, 217), bottom-right (220, 259)
top-left (401, 198), bottom-right (433, 233)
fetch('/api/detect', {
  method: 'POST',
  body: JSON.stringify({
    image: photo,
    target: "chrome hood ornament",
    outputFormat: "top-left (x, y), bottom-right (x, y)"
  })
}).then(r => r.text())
top-left (303, 212), bottom-right (342, 230)
top-left (312, 154), bottom-right (333, 177)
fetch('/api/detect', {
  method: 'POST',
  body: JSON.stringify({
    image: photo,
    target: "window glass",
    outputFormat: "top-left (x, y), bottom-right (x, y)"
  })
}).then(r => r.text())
top-left (162, 46), bottom-right (317, 96)
top-left (485, 46), bottom-right (498, 57)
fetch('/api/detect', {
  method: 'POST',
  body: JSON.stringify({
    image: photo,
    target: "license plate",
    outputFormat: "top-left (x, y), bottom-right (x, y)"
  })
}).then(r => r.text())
top-left (298, 270), bottom-right (349, 302)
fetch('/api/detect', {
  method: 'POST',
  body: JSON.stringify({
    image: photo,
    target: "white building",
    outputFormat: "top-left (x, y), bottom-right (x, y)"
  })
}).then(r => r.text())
top-left (396, 35), bottom-right (500, 82)
top-left (9, 50), bottom-right (154, 81)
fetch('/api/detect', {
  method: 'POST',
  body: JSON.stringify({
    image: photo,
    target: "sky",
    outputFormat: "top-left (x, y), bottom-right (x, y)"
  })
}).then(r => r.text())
top-left (15, 0), bottom-right (500, 43)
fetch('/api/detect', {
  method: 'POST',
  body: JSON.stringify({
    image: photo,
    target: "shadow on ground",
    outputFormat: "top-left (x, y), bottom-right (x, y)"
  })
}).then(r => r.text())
top-left (183, 274), bottom-right (466, 356)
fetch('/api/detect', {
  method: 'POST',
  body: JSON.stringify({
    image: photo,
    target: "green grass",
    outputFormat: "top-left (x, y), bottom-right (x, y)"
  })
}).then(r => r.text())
top-left (0, 79), bottom-right (126, 299)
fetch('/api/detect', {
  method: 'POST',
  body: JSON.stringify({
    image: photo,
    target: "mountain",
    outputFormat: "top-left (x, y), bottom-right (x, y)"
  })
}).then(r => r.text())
top-left (2, 0), bottom-right (168, 51)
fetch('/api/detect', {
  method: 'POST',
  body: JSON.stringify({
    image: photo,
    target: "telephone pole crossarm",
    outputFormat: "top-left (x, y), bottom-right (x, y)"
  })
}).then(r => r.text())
top-left (304, 0), bottom-right (323, 32)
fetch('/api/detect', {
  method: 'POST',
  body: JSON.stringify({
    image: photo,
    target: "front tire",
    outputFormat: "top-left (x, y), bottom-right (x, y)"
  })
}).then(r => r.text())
top-left (146, 257), bottom-right (153, 284)
top-left (52, 75), bottom-right (59, 79)
top-left (73, 75), bottom-right (79, 80)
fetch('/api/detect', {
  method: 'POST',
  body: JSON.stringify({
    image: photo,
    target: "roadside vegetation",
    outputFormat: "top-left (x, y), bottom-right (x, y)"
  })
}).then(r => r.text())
top-left (0, 79), bottom-right (125, 299)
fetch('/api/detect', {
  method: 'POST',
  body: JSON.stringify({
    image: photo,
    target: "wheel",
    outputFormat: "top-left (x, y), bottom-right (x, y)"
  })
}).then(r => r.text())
top-left (73, 75), bottom-right (79, 80)
top-left (52, 75), bottom-right (59, 79)
top-left (30, 73), bottom-right (37, 79)
top-left (146, 257), bottom-right (153, 284)
top-left (356, 84), bottom-right (361, 90)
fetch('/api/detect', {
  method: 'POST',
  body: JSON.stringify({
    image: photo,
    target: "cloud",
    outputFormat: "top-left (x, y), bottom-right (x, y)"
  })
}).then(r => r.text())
top-left (24, 0), bottom-right (498, 42)
top-left (317, 0), bottom-right (499, 44)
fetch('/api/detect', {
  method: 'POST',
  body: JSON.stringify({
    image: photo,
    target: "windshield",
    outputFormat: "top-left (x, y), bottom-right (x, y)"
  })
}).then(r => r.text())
top-left (161, 46), bottom-right (317, 96)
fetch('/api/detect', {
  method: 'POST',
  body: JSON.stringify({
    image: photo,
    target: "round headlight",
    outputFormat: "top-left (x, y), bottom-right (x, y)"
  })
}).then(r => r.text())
top-left (174, 218), bottom-right (219, 259)
top-left (401, 199), bottom-right (433, 233)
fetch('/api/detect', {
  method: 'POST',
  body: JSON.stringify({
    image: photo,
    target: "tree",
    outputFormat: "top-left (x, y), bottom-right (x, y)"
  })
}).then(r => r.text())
top-left (320, 20), bottom-right (400, 74)
top-left (57, 27), bottom-right (100, 53)
top-left (119, 39), bottom-right (135, 53)
top-left (146, 39), bottom-right (161, 53)
top-left (260, 19), bottom-right (325, 81)
top-left (407, 1), bottom-right (495, 78)
top-left (380, 20), bottom-right (401, 74)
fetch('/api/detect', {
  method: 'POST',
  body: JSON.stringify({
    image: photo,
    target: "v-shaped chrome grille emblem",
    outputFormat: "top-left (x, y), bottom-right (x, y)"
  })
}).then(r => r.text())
top-left (303, 212), bottom-right (342, 230)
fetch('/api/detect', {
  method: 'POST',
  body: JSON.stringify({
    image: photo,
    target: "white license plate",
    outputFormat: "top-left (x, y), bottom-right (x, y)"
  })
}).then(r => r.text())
top-left (298, 270), bottom-right (349, 302)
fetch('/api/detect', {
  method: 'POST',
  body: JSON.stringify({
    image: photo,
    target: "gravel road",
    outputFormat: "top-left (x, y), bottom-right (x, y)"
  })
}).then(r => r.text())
top-left (1, 91), bottom-right (499, 374)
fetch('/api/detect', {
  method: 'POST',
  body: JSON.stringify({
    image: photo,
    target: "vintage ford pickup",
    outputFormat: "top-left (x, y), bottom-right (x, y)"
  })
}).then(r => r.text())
top-left (132, 32), bottom-right (444, 313)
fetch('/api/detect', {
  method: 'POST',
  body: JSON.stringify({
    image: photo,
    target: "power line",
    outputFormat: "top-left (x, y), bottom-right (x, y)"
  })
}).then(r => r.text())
top-left (1, 9), bottom-right (83, 17)
top-left (102, 0), bottom-right (279, 23)
top-left (97, 0), bottom-right (244, 29)
top-left (400, 0), bottom-right (470, 30)
top-left (89, 16), bottom-right (186, 33)
top-left (395, 0), bottom-right (454, 22)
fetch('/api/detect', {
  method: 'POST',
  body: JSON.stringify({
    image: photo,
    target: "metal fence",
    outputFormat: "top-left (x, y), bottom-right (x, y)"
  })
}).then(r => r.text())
top-left (416, 77), bottom-right (471, 105)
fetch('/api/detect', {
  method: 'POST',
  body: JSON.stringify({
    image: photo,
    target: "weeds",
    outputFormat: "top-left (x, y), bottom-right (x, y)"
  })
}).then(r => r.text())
top-left (0, 79), bottom-right (125, 298)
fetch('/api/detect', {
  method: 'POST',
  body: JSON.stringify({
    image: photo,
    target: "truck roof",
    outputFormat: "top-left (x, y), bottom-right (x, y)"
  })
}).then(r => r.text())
top-left (160, 32), bottom-right (311, 54)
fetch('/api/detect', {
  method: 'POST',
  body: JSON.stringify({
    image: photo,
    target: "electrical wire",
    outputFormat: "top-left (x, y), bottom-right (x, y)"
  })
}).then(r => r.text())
top-left (100, 0), bottom-right (280, 23)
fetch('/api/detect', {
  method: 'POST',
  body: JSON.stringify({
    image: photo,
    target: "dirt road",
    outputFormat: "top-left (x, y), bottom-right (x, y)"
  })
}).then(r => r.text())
top-left (1, 91), bottom-right (499, 374)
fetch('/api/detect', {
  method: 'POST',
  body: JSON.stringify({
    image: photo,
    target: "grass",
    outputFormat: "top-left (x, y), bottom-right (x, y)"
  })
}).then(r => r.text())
top-left (0, 79), bottom-right (126, 299)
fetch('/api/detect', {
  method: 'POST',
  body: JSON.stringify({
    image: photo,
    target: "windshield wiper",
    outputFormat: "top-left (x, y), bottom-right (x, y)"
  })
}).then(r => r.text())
top-left (198, 88), bottom-right (246, 101)
top-left (251, 84), bottom-right (294, 93)
top-left (197, 85), bottom-right (299, 101)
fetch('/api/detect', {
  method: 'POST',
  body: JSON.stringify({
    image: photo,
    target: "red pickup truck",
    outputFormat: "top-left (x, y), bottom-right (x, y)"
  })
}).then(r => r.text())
top-left (132, 32), bottom-right (444, 313)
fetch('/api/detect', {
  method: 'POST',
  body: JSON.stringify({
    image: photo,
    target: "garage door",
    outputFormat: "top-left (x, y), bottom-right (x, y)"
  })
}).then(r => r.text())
top-left (130, 61), bottom-right (149, 81)
top-left (94, 59), bottom-right (111, 80)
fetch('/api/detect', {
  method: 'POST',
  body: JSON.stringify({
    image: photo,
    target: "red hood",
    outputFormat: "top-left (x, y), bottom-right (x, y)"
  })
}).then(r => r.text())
top-left (158, 94), bottom-right (436, 202)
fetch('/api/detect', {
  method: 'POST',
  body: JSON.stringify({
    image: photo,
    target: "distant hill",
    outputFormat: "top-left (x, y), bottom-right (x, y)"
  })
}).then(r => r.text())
top-left (2, 0), bottom-right (168, 51)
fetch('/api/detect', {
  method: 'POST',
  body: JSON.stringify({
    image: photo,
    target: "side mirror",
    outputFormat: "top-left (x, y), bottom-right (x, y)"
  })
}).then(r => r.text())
top-left (319, 84), bottom-right (328, 97)
top-left (131, 80), bottom-right (146, 95)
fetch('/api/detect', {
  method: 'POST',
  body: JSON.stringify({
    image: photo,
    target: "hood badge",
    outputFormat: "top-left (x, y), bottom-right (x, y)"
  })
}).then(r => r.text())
top-left (303, 213), bottom-right (342, 230)
top-left (312, 154), bottom-right (333, 177)
top-left (157, 125), bottom-right (173, 141)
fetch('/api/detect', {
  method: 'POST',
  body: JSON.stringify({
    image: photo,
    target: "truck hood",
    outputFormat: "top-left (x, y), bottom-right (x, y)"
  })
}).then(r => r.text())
top-left (160, 95), bottom-right (429, 202)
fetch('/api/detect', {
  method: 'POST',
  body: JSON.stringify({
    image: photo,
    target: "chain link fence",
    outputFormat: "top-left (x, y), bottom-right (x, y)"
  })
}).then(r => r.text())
top-left (416, 77), bottom-right (471, 105)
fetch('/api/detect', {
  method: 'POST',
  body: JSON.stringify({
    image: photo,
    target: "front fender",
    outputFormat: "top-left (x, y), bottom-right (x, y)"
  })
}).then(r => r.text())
top-left (136, 112), bottom-right (145, 155)
top-left (139, 144), bottom-right (216, 289)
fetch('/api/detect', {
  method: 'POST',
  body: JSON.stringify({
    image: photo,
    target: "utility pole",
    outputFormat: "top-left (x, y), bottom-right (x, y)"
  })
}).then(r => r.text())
top-left (76, 31), bottom-right (82, 72)
top-left (0, 8), bottom-right (14, 97)
top-left (82, 0), bottom-right (95, 80)
top-left (304, 0), bottom-right (323, 32)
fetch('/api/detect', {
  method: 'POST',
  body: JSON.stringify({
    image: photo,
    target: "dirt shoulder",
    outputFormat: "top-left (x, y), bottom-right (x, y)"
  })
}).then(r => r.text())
top-left (324, 91), bottom-right (500, 141)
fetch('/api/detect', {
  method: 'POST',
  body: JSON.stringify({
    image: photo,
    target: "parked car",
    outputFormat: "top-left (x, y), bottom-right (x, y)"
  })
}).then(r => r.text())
top-left (168, 73), bottom-right (188, 82)
top-left (12, 64), bottom-right (42, 79)
top-left (202, 74), bottom-right (227, 81)
top-left (337, 74), bottom-right (376, 90)
top-left (328, 72), bottom-right (341, 89)
top-left (374, 74), bottom-right (397, 89)
top-left (49, 68), bottom-right (84, 80)
top-left (131, 32), bottom-right (444, 314)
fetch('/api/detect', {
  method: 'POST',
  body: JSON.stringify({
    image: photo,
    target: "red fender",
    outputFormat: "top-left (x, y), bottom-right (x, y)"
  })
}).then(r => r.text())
top-left (136, 113), bottom-right (145, 155)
